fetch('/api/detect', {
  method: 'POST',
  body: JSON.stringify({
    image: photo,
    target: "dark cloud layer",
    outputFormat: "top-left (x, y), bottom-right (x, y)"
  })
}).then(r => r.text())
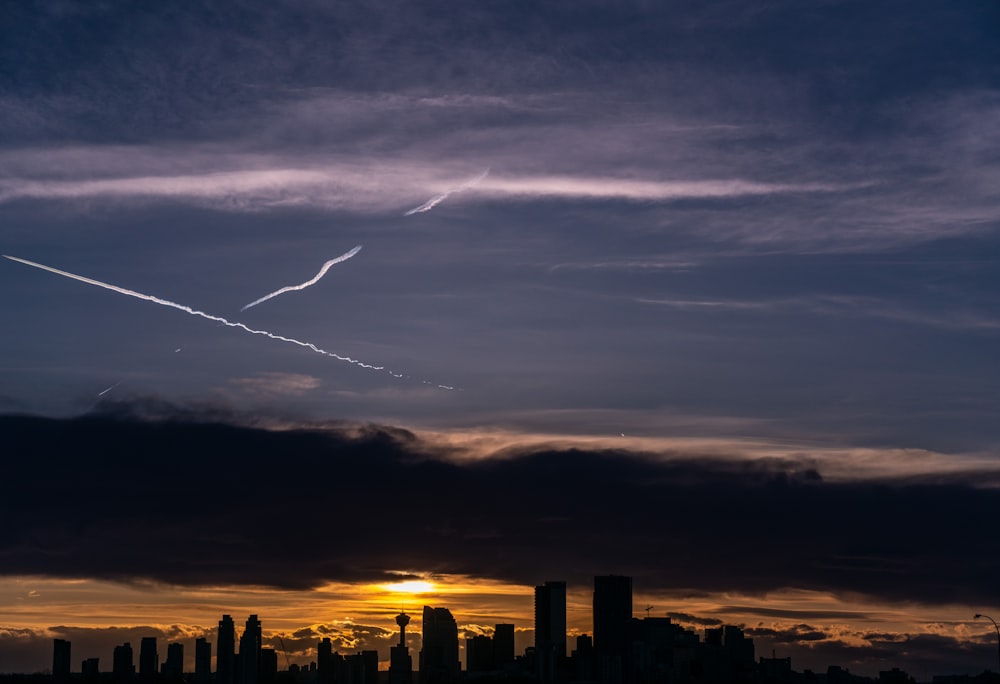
top-left (2, 0), bottom-right (998, 144)
top-left (743, 625), bottom-right (998, 679)
top-left (4, 407), bottom-right (999, 607)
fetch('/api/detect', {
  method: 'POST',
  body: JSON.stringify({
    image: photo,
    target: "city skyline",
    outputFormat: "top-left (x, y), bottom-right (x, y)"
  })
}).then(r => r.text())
top-left (11, 577), bottom-right (1000, 683)
top-left (2, 1), bottom-right (1000, 681)
top-left (2, 538), bottom-right (999, 678)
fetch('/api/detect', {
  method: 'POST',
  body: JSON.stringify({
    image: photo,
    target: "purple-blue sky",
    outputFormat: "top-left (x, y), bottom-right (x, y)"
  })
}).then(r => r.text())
top-left (2, 0), bottom-right (1000, 678)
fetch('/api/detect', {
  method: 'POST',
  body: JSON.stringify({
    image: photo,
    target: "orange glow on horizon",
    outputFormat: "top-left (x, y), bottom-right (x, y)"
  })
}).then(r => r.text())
top-left (382, 580), bottom-right (436, 594)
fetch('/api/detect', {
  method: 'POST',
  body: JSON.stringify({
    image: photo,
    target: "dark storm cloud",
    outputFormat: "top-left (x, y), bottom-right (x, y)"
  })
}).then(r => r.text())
top-left (717, 608), bottom-right (873, 621)
top-left (665, 612), bottom-right (722, 627)
top-left (726, 623), bottom-right (1000, 677)
top-left (3, 408), bottom-right (1000, 607)
top-left (744, 624), bottom-right (829, 643)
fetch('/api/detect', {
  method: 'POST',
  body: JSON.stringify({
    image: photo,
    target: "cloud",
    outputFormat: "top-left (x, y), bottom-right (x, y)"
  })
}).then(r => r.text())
top-left (0, 154), bottom-right (851, 214)
top-left (3, 406), bottom-right (1000, 609)
top-left (752, 628), bottom-right (999, 678)
top-left (635, 294), bottom-right (1000, 332)
top-left (273, 622), bottom-right (399, 659)
top-left (225, 373), bottom-right (323, 399)
top-left (745, 623), bottom-right (829, 643)
top-left (665, 612), bottom-right (723, 627)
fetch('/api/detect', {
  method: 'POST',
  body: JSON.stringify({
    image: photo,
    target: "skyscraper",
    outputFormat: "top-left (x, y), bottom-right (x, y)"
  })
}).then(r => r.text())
top-left (82, 658), bottom-right (100, 682)
top-left (53, 638), bottom-right (71, 681)
top-left (163, 643), bottom-right (183, 680)
top-left (218, 615), bottom-right (236, 684)
top-left (535, 581), bottom-right (567, 682)
top-left (240, 615), bottom-right (263, 684)
top-left (318, 637), bottom-right (335, 684)
top-left (139, 637), bottom-right (158, 680)
top-left (465, 635), bottom-right (494, 672)
top-left (493, 624), bottom-right (515, 670)
top-left (419, 606), bottom-right (460, 684)
top-left (113, 642), bottom-right (135, 683)
top-left (593, 575), bottom-right (632, 684)
top-left (195, 638), bottom-right (212, 683)
top-left (260, 648), bottom-right (278, 684)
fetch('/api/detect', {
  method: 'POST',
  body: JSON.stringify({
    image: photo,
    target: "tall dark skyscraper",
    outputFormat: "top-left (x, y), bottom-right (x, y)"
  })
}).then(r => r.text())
top-left (163, 643), bottom-right (183, 679)
top-left (419, 606), bottom-right (460, 684)
top-left (493, 624), bottom-right (515, 670)
top-left (593, 575), bottom-right (632, 684)
top-left (53, 638), bottom-right (71, 681)
top-left (318, 637), bottom-right (335, 684)
top-left (113, 642), bottom-right (134, 682)
top-left (195, 638), bottom-right (212, 683)
top-left (139, 637), bottom-right (158, 680)
top-left (535, 581), bottom-right (567, 682)
top-left (240, 615), bottom-right (263, 684)
top-left (218, 615), bottom-right (236, 684)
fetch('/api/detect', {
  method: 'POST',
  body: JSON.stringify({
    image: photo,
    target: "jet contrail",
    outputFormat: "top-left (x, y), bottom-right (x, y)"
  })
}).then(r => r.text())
top-left (98, 381), bottom-right (121, 397)
top-left (241, 244), bottom-right (362, 311)
top-left (404, 168), bottom-right (490, 216)
top-left (2, 254), bottom-right (400, 374)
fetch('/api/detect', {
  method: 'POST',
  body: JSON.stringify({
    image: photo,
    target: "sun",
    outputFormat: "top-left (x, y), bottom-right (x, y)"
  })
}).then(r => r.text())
top-left (383, 580), bottom-right (436, 594)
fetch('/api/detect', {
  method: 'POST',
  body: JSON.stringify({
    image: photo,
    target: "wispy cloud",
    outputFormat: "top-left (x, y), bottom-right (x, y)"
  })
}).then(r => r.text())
top-left (227, 372), bottom-right (323, 399)
top-left (636, 294), bottom-right (1000, 332)
top-left (0, 160), bottom-right (851, 213)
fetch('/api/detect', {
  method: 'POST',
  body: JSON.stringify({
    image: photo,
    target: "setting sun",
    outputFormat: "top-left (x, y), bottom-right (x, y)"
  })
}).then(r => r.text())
top-left (383, 580), bottom-right (436, 594)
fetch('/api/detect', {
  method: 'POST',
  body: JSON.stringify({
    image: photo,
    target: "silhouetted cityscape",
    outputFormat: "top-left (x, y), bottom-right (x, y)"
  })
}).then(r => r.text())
top-left (11, 576), bottom-right (1000, 684)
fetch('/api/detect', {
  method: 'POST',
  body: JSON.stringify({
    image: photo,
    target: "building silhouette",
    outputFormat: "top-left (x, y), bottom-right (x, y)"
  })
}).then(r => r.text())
top-left (493, 623), bottom-right (515, 670)
top-left (535, 581), bottom-right (567, 683)
top-left (113, 642), bottom-right (135, 683)
top-left (465, 635), bottom-right (494, 673)
top-left (82, 657), bottom-right (100, 683)
top-left (195, 637), bottom-right (212, 683)
top-left (240, 614), bottom-right (263, 684)
top-left (260, 648), bottom-right (278, 684)
top-left (218, 615), bottom-right (236, 684)
top-left (343, 651), bottom-right (378, 684)
top-left (53, 639), bottom-right (71, 681)
top-left (571, 635), bottom-right (594, 682)
top-left (318, 637), bottom-right (336, 684)
top-left (139, 637), bottom-right (158, 680)
top-left (162, 643), bottom-right (183, 680)
top-left (420, 606), bottom-right (460, 684)
top-left (593, 575), bottom-right (632, 684)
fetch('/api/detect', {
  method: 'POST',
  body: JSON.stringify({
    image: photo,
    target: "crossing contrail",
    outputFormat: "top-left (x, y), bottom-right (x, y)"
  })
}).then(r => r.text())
top-left (404, 168), bottom-right (490, 216)
top-left (2, 254), bottom-right (401, 374)
top-left (241, 245), bottom-right (362, 311)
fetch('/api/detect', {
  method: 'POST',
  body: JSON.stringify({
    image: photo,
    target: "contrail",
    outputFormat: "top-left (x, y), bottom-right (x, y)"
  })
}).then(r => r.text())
top-left (2, 254), bottom-right (402, 375)
top-left (98, 381), bottom-right (121, 397)
top-left (241, 244), bottom-right (362, 311)
top-left (404, 168), bottom-right (490, 216)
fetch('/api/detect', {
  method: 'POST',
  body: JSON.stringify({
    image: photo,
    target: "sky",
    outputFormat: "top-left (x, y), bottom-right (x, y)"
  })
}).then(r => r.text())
top-left (1, 0), bottom-right (999, 678)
